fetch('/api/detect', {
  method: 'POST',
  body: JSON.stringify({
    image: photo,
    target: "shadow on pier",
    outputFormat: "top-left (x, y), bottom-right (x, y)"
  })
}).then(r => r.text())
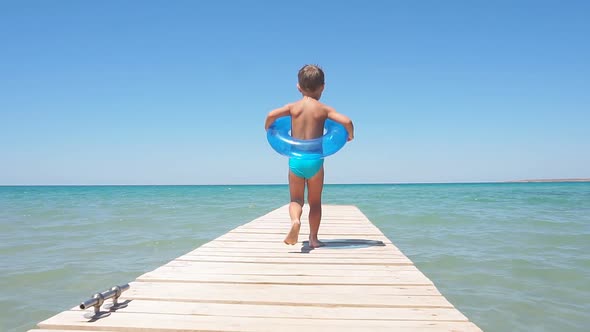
top-left (297, 239), bottom-right (386, 253)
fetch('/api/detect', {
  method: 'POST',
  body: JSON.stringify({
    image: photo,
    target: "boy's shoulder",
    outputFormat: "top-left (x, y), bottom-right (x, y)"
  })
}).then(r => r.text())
top-left (292, 98), bottom-right (333, 109)
top-left (287, 99), bottom-right (333, 116)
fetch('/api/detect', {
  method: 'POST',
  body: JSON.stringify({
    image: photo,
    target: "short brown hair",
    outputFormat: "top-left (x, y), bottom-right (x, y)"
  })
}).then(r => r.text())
top-left (298, 64), bottom-right (324, 92)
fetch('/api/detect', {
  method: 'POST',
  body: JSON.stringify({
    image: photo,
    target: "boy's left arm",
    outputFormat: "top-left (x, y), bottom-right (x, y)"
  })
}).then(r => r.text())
top-left (264, 104), bottom-right (291, 130)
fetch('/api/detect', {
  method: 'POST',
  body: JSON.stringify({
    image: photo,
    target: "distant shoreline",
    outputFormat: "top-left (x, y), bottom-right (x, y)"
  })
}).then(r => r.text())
top-left (506, 178), bottom-right (590, 183)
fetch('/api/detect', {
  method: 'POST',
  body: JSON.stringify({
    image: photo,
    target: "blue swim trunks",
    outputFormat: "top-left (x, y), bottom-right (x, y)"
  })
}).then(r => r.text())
top-left (289, 158), bottom-right (324, 179)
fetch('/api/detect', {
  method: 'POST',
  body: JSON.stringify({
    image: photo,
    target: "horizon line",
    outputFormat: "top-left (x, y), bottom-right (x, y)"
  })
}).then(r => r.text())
top-left (1, 178), bottom-right (589, 187)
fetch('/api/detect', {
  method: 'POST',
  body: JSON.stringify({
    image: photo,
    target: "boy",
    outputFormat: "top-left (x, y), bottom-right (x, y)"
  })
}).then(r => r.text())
top-left (264, 64), bottom-right (354, 248)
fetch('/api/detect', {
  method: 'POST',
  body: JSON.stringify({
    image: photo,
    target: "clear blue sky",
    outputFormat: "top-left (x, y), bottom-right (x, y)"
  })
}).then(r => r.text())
top-left (1, 1), bottom-right (588, 185)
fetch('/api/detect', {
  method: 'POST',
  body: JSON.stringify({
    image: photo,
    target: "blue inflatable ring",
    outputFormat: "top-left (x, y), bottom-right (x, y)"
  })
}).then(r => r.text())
top-left (267, 116), bottom-right (347, 160)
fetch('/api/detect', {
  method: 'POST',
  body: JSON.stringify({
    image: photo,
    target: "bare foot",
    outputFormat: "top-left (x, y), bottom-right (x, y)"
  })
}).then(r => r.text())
top-left (308, 238), bottom-right (325, 248)
top-left (284, 220), bottom-right (301, 245)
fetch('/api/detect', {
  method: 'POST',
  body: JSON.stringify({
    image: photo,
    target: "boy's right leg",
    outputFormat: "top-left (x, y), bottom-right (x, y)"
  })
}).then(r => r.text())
top-left (306, 166), bottom-right (324, 248)
top-left (285, 170), bottom-right (305, 245)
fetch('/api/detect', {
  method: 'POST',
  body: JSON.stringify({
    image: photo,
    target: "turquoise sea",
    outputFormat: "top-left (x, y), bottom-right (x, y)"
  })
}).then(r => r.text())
top-left (1, 183), bottom-right (589, 331)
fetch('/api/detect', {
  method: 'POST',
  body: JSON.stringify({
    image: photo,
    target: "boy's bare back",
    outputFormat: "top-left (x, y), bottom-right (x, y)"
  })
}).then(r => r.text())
top-left (288, 97), bottom-right (328, 140)
top-left (265, 97), bottom-right (353, 142)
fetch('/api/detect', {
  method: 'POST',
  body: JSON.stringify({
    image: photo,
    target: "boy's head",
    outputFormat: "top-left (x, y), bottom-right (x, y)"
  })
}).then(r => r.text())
top-left (298, 64), bottom-right (325, 94)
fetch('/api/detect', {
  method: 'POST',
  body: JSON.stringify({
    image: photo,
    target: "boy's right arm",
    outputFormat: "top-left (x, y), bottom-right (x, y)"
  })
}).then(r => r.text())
top-left (326, 106), bottom-right (354, 141)
top-left (264, 104), bottom-right (291, 130)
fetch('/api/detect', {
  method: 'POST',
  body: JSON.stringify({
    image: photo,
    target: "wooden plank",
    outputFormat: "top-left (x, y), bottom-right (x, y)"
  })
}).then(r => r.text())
top-left (69, 299), bottom-right (470, 321)
top-left (179, 255), bottom-right (407, 261)
top-left (214, 232), bottom-right (393, 243)
top-left (28, 327), bottom-right (116, 332)
top-left (123, 281), bottom-right (449, 307)
top-left (231, 223), bottom-right (381, 230)
top-left (38, 311), bottom-right (482, 332)
top-left (174, 254), bottom-right (412, 265)
top-left (236, 224), bottom-right (380, 229)
top-left (160, 260), bottom-right (419, 274)
top-left (138, 269), bottom-right (433, 285)
top-left (239, 220), bottom-right (377, 224)
top-left (193, 241), bottom-right (400, 252)
top-left (245, 219), bottom-right (376, 225)
top-left (184, 248), bottom-right (406, 258)
top-left (198, 240), bottom-right (392, 250)
top-left (28, 330), bottom-right (118, 332)
top-left (187, 244), bottom-right (404, 254)
top-left (238, 219), bottom-right (378, 225)
top-left (230, 229), bottom-right (384, 236)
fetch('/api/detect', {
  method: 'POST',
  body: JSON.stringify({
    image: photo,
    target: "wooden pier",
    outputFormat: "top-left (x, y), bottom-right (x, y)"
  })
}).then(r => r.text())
top-left (29, 205), bottom-right (481, 331)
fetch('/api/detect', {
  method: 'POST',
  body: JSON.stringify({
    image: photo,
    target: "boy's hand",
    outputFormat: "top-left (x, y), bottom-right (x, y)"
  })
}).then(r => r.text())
top-left (347, 135), bottom-right (354, 142)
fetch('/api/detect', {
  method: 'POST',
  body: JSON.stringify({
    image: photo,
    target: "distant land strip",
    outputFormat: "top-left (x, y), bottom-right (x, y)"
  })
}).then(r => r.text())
top-left (507, 178), bottom-right (590, 183)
